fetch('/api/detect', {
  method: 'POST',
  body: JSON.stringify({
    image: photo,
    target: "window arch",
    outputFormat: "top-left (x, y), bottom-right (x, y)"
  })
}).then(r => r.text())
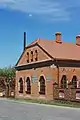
top-left (19, 78), bottom-right (23, 93)
top-left (26, 77), bottom-right (31, 94)
top-left (72, 76), bottom-right (77, 88)
top-left (35, 50), bottom-right (38, 61)
top-left (31, 51), bottom-right (33, 62)
top-left (39, 76), bottom-right (45, 95)
top-left (61, 75), bottom-right (67, 89)
top-left (27, 52), bottom-right (29, 63)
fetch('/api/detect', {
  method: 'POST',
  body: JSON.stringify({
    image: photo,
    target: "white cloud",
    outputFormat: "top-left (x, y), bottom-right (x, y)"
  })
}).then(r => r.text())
top-left (29, 14), bottom-right (32, 17)
top-left (0, 0), bottom-right (80, 21)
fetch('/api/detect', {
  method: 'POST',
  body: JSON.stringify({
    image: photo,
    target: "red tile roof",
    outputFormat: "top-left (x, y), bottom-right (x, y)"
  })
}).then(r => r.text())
top-left (26, 38), bottom-right (80, 61)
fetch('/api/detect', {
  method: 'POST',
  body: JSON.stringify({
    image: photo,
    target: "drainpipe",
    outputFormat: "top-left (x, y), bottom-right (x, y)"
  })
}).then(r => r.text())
top-left (57, 65), bottom-right (59, 88)
top-left (54, 59), bottom-right (59, 88)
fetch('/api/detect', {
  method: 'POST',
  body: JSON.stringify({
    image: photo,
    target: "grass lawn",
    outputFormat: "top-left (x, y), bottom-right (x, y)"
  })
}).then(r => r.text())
top-left (8, 97), bottom-right (80, 108)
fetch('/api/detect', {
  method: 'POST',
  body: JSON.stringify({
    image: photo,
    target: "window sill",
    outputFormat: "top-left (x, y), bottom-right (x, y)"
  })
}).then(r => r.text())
top-left (26, 91), bottom-right (31, 94)
top-left (39, 92), bottom-right (45, 95)
top-left (19, 91), bottom-right (23, 93)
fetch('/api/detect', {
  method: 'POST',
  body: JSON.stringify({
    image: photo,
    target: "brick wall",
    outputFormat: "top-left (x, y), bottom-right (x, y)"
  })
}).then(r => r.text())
top-left (16, 44), bottom-right (80, 101)
top-left (16, 66), bottom-right (57, 100)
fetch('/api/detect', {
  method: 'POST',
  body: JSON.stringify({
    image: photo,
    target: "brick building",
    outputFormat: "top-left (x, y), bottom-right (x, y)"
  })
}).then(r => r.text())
top-left (15, 32), bottom-right (80, 101)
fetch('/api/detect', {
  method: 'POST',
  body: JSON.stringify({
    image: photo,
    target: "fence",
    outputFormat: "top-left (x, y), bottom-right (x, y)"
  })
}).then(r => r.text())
top-left (0, 77), bottom-right (15, 98)
top-left (53, 83), bottom-right (80, 102)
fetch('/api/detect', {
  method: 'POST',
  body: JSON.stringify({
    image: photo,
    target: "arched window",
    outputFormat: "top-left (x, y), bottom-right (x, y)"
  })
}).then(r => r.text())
top-left (26, 77), bottom-right (31, 94)
top-left (27, 52), bottom-right (29, 63)
top-left (31, 51), bottom-right (33, 62)
top-left (35, 50), bottom-right (38, 61)
top-left (61, 75), bottom-right (67, 89)
top-left (19, 78), bottom-right (23, 93)
top-left (72, 76), bottom-right (77, 88)
top-left (39, 76), bottom-right (45, 95)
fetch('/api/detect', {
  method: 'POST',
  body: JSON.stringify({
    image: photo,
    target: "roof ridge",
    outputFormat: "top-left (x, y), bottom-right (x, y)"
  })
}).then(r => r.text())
top-left (36, 38), bottom-right (40, 43)
top-left (25, 38), bottom-right (40, 48)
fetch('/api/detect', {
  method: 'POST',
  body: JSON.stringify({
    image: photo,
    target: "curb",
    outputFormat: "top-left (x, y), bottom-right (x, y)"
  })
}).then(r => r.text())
top-left (0, 98), bottom-right (80, 110)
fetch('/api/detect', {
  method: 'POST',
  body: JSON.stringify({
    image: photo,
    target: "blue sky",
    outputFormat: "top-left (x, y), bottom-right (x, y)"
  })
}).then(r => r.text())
top-left (0, 0), bottom-right (80, 68)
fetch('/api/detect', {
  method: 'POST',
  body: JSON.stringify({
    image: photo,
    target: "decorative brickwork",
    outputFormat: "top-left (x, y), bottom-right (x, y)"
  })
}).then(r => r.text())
top-left (15, 33), bottom-right (80, 101)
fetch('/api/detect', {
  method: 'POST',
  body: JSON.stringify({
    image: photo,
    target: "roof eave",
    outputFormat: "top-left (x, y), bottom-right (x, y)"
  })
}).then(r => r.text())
top-left (55, 58), bottom-right (80, 62)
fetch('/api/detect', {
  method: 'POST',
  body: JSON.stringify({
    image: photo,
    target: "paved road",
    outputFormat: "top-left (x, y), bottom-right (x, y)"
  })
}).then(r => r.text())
top-left (0, 99), bottom-right (80, 120)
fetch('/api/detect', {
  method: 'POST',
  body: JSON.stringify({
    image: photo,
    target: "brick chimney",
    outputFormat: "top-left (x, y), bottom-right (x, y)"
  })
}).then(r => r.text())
top-left (55, 32), bottom-right (62, 43)
top-left (76, 35), bottom-right (80, 46)
top-left (24, 32), bottom-right (26, 51)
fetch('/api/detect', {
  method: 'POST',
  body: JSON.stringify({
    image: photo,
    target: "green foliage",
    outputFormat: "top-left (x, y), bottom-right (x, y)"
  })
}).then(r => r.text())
top-left (0, 66), bottom-right (16, 83)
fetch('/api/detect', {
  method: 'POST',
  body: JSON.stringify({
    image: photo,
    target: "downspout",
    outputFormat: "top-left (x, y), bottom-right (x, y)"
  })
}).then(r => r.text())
top-left (56, 65), bottom-right (59, 88)
top-left (53, 59), bottom-right (59, 100)
top-left (54, 59), bottom-right (59, 88)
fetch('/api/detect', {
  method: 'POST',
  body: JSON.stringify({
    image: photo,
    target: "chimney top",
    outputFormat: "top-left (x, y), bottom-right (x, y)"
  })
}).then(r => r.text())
top-left (55, 32), bottom-right (62, 43)
top-left (76, 34), bottom-right (80, 46)
top-left (76, 35), bottom-right (80, 38)
top-left (55, 32), bottom-right (61, 35)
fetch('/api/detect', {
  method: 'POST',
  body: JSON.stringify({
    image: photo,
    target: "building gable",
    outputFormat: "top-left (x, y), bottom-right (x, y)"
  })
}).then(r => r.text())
top-left (16, 44), bottom-right (52, 66)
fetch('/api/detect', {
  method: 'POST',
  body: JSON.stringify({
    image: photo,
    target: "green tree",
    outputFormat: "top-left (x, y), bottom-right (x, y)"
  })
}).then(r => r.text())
top-left (0, 66), bottom-right (16, 83)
